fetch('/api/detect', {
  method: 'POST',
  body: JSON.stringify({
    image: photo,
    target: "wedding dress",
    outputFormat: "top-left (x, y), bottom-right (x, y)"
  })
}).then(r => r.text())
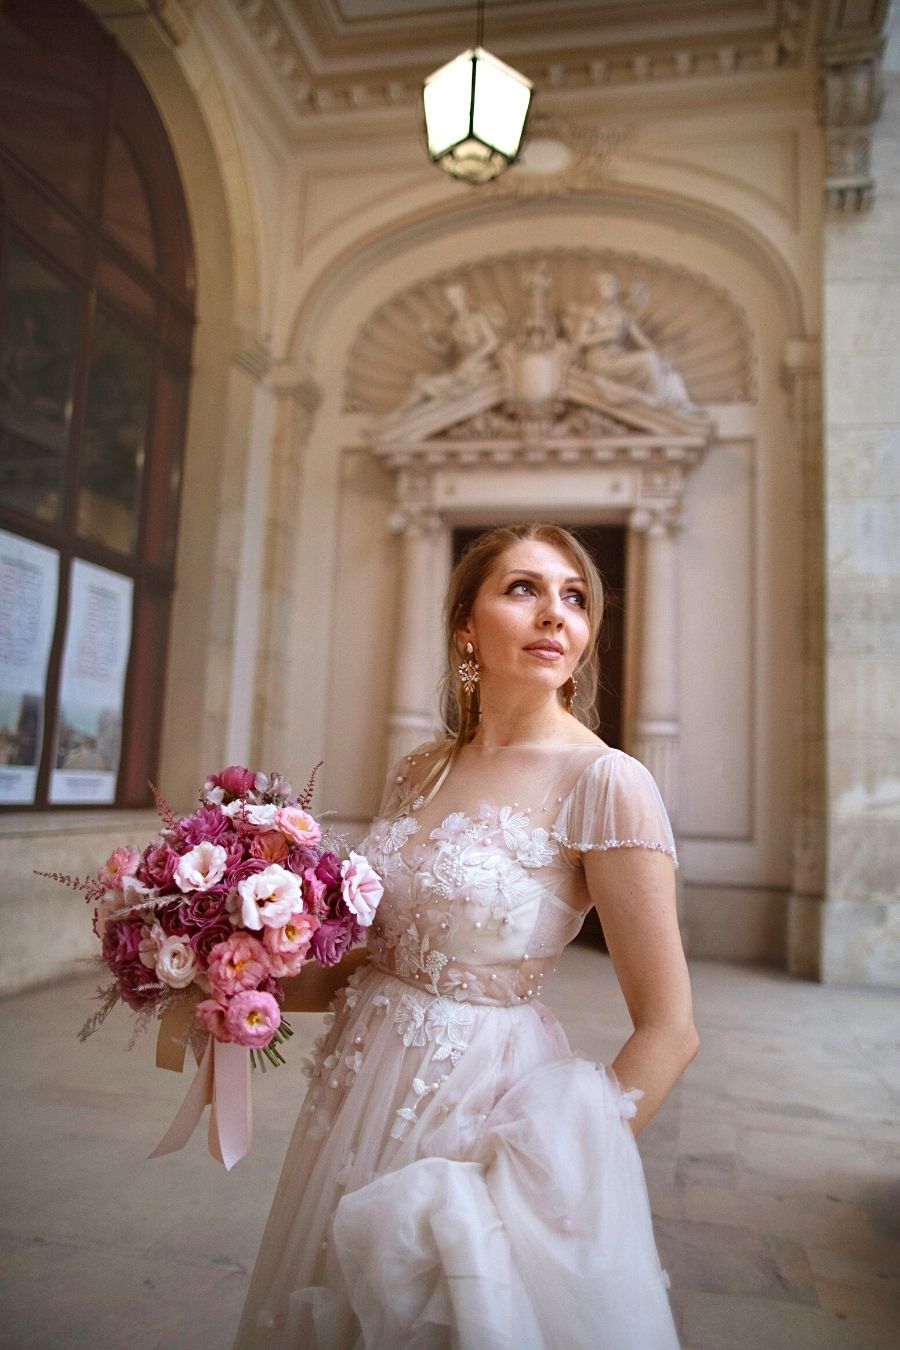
top-left (234, 742), bottom-right (681, 1350)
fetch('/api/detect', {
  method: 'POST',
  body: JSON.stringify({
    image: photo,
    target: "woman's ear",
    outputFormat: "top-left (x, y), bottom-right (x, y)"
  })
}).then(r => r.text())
top-left (455, 623), bottom-right (474, 652)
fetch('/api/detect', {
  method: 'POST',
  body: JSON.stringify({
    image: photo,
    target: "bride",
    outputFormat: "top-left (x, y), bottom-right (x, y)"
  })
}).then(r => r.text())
top-left (234, 522), bottom-right (699, 1349)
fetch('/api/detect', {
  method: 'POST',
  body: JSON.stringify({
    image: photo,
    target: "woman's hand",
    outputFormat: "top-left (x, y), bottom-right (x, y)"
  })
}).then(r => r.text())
top-left (280, 947), bottom-right (370, 1014)
top-left (583, 847), bottom-right (699, 1136)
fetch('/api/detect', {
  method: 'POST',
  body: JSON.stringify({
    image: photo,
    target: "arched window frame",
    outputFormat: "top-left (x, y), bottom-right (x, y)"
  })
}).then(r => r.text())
top-left (0, 0), bottom-right (195, 809)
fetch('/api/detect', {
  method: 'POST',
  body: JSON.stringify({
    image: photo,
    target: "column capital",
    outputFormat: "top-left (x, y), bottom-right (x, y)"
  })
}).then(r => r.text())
top-left (628, 504), bottom-right (682, 537)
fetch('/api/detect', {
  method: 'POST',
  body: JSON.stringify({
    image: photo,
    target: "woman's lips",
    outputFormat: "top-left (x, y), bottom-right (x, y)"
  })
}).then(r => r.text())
top-left (524, 644), bottom-right (564, 662)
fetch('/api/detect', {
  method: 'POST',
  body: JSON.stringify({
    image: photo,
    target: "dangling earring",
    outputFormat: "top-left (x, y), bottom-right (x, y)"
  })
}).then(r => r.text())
top-left (563, 675), bottom-right (578, 710)
top-left (457, 642), bottom-right (480, 695)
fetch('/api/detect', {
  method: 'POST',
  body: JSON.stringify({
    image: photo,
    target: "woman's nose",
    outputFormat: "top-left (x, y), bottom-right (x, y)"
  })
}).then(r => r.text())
top-left (539, 592), bottom-right (566, 625)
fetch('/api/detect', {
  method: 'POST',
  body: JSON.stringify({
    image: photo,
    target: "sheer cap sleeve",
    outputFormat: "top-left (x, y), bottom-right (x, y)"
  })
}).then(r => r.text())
top-left (552, 750), bottom-right (678, 868)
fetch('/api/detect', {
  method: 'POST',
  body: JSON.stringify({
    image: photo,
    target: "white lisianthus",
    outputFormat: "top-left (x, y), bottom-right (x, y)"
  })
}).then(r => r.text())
top-left (238, 864), bottom-right (303, 930)
top-left (174, 841), bottom-right (227, 893)
top-left (203, 781), bottom-right (225, 804)
top-left (243, 802), bottom-right (279, 829)
top-left (155, 935), bottom-right (198, 988)
top-left (340, 851), bottom-right (384, 927)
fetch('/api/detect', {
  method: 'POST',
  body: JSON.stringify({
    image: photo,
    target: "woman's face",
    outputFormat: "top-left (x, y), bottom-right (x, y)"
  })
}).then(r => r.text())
top-left (459, 539), bottom-right (592, 698)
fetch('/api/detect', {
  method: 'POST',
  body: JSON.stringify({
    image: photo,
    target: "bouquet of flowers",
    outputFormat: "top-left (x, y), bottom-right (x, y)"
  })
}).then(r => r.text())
top-left (40, 763), bottom-right (383, 1166)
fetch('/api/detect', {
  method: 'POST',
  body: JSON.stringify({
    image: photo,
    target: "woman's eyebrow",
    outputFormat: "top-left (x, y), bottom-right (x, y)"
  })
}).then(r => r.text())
top-left (501, 569), bottom-right (586, 584)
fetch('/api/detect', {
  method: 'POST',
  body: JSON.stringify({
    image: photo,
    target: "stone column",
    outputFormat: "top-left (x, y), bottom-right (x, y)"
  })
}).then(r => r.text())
top-left (251, 360), bottom-right (322, 769)
top-left (782, 340), bottom-right (826, 978)
top-left (629, 505), bottom-right (682, 823)
top-left (386, 479), bottom-right (443, 769)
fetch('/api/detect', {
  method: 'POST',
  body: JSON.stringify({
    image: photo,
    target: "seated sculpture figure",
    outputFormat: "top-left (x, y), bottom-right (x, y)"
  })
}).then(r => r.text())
top-left (563, 271), bottom-right (693, 410)
top-left (401, 282), bottom-right (505, 408)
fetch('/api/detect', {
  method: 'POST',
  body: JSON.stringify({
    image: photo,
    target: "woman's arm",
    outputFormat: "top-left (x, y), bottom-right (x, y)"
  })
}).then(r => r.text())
top-left (583, 847), bottom-right (699, 1136)
top-left (280, 947), bottom-right (370, 1014)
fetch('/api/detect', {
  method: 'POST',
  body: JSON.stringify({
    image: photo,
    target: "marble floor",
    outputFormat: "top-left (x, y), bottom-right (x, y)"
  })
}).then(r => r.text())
top-left (2, 951), bottom-right (898, 1350)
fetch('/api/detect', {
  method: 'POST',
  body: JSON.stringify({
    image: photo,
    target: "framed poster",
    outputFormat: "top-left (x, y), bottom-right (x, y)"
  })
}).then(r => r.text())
top-left (49, 559), bottom-right (133, 805)
top-left (0, 530), bottom-right (59, 804)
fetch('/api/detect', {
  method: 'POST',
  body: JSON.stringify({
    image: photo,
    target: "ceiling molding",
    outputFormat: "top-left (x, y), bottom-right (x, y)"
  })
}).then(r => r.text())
top-left (230, 0), bottom-right (818, 121)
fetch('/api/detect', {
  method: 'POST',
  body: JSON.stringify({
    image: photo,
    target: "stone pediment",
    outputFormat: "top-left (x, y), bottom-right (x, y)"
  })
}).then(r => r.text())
top-left (369, 357), bottom-right (712, 471)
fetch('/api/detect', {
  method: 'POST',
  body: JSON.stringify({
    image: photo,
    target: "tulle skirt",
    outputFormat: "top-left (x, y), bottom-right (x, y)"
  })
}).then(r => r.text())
top-left (233, 968), bottom-right (679, 1349)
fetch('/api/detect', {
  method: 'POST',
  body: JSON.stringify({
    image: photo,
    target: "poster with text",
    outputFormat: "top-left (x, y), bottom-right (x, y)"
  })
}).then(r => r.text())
top-left (49, 559), bottom-right (133, 804)
top-left (0, 530), bottom-right (59, 804)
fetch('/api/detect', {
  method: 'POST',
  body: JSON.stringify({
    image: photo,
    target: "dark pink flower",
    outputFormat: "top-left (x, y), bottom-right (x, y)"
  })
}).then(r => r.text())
top-left (176, 887), bottom-right (229, 933)
top-left (210, 766), bottom-right (257, 797)
top-left (189, 916), bottom-right (235, 969)
top-left (283, 845), bottom-right (320, 878)
top-left (224, 855), bottom-right (268, 888)
top-left (102, 918), bottom-right (145, 975)
top-left (178, 805), bottom-right (231, 847)
top-left (314, 852), bottom-right (341, 890)
top-left (117, 961), bottom-right (160, 1012)
top-left (309, 914), bottom-right (363, 967)
top-left (301, 866), bottom-right (327, 916)
top-left (140, 841), bottom-right (180, 890)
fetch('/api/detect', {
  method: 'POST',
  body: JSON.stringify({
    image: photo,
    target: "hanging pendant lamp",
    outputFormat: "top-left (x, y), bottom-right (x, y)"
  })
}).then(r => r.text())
top-left (423, 0), bottom-right (533, 185)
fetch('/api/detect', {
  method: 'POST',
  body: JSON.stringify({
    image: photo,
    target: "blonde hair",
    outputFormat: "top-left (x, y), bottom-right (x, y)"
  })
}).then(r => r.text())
top-left (401, 523), bottom-right (605, 811)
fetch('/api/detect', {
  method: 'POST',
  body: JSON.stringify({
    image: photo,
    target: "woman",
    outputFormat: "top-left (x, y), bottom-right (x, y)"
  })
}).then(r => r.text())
top-left (234, 523), bottom-right (699, 1350)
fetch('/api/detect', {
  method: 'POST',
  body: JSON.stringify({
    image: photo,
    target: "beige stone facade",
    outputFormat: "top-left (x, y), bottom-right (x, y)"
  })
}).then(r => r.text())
top-left (2, 0), bottom-right (897, 991)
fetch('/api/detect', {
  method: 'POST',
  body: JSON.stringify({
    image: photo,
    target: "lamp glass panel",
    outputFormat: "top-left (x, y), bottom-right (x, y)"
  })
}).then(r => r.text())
top-left (471, 49), bottom-right (531, 157)
top-left (423, 51), bottom-right (474, 156)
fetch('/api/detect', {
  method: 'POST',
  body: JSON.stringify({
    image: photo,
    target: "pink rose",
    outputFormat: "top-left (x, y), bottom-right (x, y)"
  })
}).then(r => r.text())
top-left (196, 999), bottom-right (231, 1043)
top-left (102, 918), bottom-right (144, 975)
top-left (224, 989), bottom-right (281, 1048)
top-left (309, 914), bottom-right (363, 967)
top-left (210, 765), bottom-right (257, 797)
top-left (263, 911), bottom-right (320, 978)
top-left (275, 807), bottom-right (322, 848)
top-left (340, 852), bottom-right (383, 927)
top-left (189, 916), bottom-right (236, 969)
top-left (155, 934), bottom-right (198, 989)
top-left (140, 841), bottom-right (180, 890)
top-left (99, 847), bottom-right (140, 891)
top-left (207, 933), bottom-right (269, 998)
top-left (250, 830), bottom-right (290, 864)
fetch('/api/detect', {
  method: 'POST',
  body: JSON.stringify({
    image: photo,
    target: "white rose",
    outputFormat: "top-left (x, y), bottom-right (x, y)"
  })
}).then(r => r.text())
top-left (173, 841), bottom-right (227, 893)
top-left (238, 864), bottom-right (302, 930)
top-left (155, 935), bottom-right (198, 989)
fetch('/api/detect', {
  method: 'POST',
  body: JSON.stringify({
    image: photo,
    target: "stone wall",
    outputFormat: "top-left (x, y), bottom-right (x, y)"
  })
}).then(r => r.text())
top-left (822, 12), bottom-right (900, 985)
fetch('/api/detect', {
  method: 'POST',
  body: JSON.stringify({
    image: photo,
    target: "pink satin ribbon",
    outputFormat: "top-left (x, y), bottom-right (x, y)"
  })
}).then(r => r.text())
top-left (149, 1035), bottom-right (252, 1171)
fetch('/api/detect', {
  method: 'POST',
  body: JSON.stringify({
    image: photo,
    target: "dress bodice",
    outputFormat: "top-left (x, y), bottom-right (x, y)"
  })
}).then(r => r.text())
top-left (357, 742), bottom-right (677, 1012)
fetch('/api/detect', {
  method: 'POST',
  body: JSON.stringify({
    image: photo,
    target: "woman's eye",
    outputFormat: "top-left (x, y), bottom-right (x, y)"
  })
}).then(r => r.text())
top-left (565, 590), bottom-right (587, 607)
top-left (507, 580), bottom-right (534, 595)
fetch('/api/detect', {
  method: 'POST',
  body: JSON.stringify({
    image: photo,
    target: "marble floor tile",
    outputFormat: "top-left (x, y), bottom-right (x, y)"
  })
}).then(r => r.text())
top-left (2, 953), bottom-right (899, 1349)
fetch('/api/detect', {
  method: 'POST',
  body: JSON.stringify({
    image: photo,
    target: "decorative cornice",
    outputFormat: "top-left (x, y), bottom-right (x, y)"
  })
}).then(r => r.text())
top-left (817, 0), bottom-right (891, 210)
top-left (230, 0), bottom-right (816, 124)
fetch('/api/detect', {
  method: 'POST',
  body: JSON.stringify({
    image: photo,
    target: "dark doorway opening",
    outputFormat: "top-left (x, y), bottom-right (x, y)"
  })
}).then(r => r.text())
top-left (451, 523), bottom-right (627, 953)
